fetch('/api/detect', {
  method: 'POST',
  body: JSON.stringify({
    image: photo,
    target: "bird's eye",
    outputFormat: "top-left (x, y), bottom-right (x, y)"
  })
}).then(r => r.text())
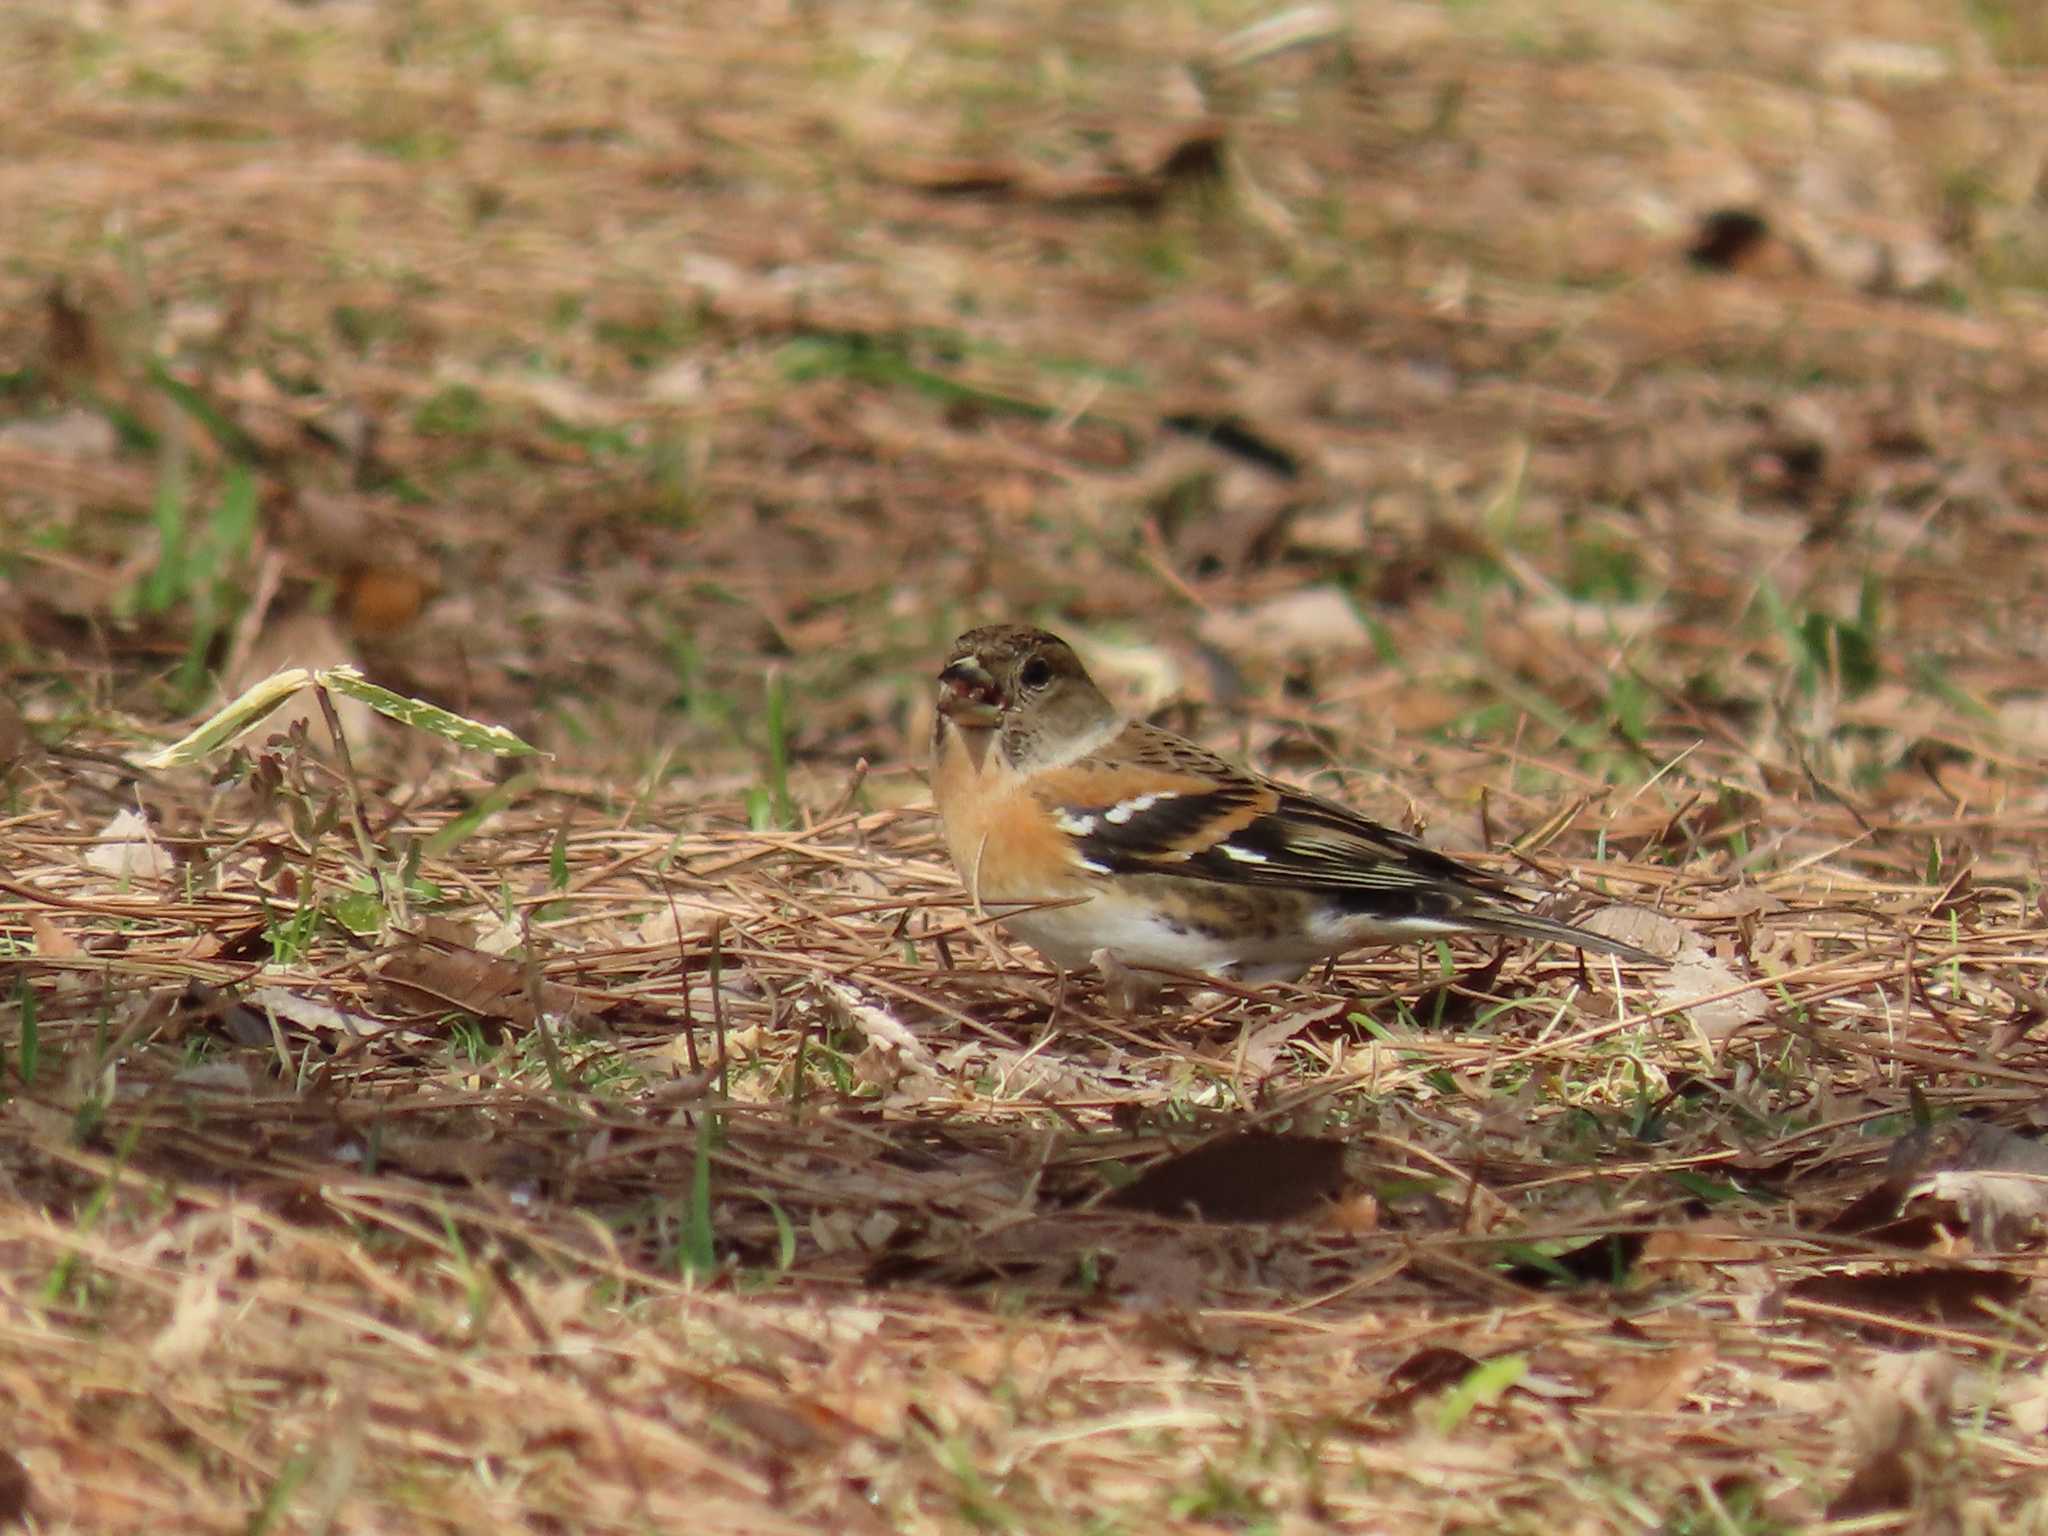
top-left (1018, 656), bottom-right (1054, 691)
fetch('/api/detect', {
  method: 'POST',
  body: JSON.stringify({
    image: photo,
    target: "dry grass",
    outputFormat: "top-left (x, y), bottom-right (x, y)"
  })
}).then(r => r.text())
top-left (7, 1), bottom-right (2048, 1531)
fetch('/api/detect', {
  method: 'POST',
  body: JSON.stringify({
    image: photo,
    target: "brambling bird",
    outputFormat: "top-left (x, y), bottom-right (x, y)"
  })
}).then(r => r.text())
top-left (931, 623), bottom-right (1661, 1008)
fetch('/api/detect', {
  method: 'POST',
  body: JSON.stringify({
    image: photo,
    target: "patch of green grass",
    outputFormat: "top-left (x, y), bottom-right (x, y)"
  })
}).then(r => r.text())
top-left (578, 1049), bottom-right (645, 1097)
top-left (436, 1204), bottom-right (493, 1332)
top-left (1135, 231), bottom-right (1194, 281)
top-left (1434, 1353), bottom-right (1526, 1432)
top-left (362, 117), bottom-right (461, 161)
top-left (672, 1113), bottom-right (719, 1279)
top-left (11, 975), bottom-right (37, 1089)
top-left (124, 63), bottom-right (187, 99)
top-left (593, 299), bottom-right (705, 367)
top-left (44, 1115), bottom-right (147, 1304)
top-left (326, 886), bottom-right (387, 936)
top-left (541, 415), bottom-right (636, 460)
top-left (1563, 533), bottom-right (1645, 602)
top-left (245, 1452), bottom-right (317, 1536)
top-left (1760, 573), bottom-right (1882, 700)
top-left (638, 430), bottom-right (711, 526)
top-left (264, 896), bottom-right (324, 966)
top-left (444, 1015), bottom-right (496, 1064)
top-left (332, 303), bottom-right (417, 355)
top-left (774, 327), bottom-right (1128, 433)
top-left (746, 668), bottom-right (796, 830)
top-left (1967, 0), bottom-right (2048, 67)
top-left (127, 454), bottom-right (259, 702)
top-left (411, 382), bottom-right (492, 437)
top-left (1166, 1459), bottom-right (1272, 1526)
top-left (1655, 1478), bottom-right (1782, 1535)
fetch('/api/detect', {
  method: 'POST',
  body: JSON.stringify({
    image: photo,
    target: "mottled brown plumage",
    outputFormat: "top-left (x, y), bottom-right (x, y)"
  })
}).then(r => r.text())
top-left (932, 624), bottom-right (1663, 1006)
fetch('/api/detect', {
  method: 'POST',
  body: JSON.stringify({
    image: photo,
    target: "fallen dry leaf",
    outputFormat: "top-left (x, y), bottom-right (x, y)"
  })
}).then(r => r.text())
top-left (1108, 1132), bottom-right (1348, 1222)
top-left (0, 1446), bottom-right (30, 1526)
top-left (1595, 1343), bottom-right (1714, 1414)
top-left (83, 808), bottom-right (175, 881)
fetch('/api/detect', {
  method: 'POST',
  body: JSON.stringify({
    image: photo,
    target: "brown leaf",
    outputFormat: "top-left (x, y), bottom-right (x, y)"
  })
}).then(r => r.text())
top-left (1320, 1190), bottom-right (1380, 1236)
top-left (1373, 1347), bottom-right (1480, 1415)
top-left (1827, 1352), bottom-right (1958, 1523)
top-left (1506, 1231), bottom-right (1646, 1288)
top-left (1779, 1268), bottom-right (2029, 1339)
top-left (1109, 1235), bottom-right (1212, 1305)
top-left (372, 922), bottom-right (554, 1029)
top-left (26, 913), bottom-right (78, 959)
top-left (84, 808), bottom-right (176, 881)
top-left (1639, 1225), bottom-right (1763, 1267)
top-left (1198, 588), bottom-right (1369, 663)
top-left (0, 1446), bottom-right (29, 1526)
top-left (168, 982), bottom-right (275, 1049)
top-left (42, 280), bottom-right (112, 391)
top-left (1596, 1343), bottom-right (1713, 1413)
top-left (1107, 1132), bottom-right (1347, 1222)
top-left (877, 122), bottom-right (1226, 213)
top-left (1685, 208), bottom-right (1790, 275)
top-left (1827, 1444), bottom-right (1917, 1522)
top-left (0, 693), bottom-right (32, 776)
top-left (1885, 1120), bottom-right (2048, 1247)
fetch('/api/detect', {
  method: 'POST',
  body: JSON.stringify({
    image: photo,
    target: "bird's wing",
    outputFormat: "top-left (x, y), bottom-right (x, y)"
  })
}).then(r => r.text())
top-left (1029, 724), bottom-right (1505, 905)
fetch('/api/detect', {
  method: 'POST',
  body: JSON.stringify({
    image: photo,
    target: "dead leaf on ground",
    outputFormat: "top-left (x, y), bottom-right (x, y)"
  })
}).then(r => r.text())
top-left (163, 981), bottom-right (274, 1049)
top-left (371, 918), bottom-right (572, 1030)
top-left (1889, 1119), bottom-right (2048, 1248)
top-left (363, 1126), bottom-right (545, 1187)
top-left (876, 121), bottom-right (1226, 212)
top-left (1776, 1268), bottom-right (2029, 1339)
top-left (1595, 1343), bottom-right (1714, 1414)
top-left (0, 1446), bottom-right (30, 1526)
top-left (0, 693), bottom-right (32, 775)
top-left (1827, 1352), bottom-right (1959, 1525)
top-left (345, 564), bottom-right (436, 637)
top-left (1686, 208), bottom-right (1788, 275)
top-left (1234, 1002), bottom-right (1345, 1075)
top-left (1578, 908), bottom-right (1763, 1040)
top-left (1638, 1223), bottom-right (1766, 1268)
top-left (1197, 587), bottom-right (1369, 662)
top-left (1652, 949), bottom-right (1769, 1040)
top-left (1107, 1234), bottom-right (1213, 1305)
top-left (1506, 1231), bottom-right (1647, 1288)
top-left (82, 807), bottom-right (176, 881)
top-left (1372, 1346), bottom-right (1480, 1417)
top-left (0, 407), bottom-right (120, 461)
top-left (1107, 1131), bottom-right (1348, 1221)
top-left (26, 913), bottom-right (79, 959)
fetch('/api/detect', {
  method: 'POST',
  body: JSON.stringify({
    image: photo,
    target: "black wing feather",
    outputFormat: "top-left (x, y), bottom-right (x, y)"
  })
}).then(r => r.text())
top-left (1053, 779), bottom-right (1509, 909)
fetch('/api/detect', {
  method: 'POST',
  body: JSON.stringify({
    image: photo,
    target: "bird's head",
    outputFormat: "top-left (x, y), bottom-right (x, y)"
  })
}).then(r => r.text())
top-left (934, 624), bottom-right (1116, 769)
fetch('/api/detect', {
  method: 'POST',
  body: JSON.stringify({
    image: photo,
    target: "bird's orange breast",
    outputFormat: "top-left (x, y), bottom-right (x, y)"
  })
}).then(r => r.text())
top-left (933, 726), bottom-right (1088, 903)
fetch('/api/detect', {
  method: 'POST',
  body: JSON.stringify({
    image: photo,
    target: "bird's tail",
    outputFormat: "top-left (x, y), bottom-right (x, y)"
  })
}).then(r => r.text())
top-left (1464, 905), bottom-right (1666, 965)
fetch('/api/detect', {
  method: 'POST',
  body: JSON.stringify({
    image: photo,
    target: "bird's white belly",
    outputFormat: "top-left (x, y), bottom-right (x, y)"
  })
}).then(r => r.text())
top-left (993, 887), bottom-right (1481, 988)
top-left (997, 889), bottom-right (1313, 984)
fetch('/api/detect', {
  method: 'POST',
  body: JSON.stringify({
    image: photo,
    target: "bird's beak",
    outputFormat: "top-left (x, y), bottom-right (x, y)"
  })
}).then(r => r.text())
top-left (936, 658), bottom-right (1002, 729)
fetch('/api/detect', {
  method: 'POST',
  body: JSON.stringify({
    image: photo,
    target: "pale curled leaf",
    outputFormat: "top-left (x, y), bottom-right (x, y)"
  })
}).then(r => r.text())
top-left (1912, 1170), bottom-right (2048, 1236)
top-left (246, 986), bottom-right (386, 1040)
top-left (821, 980), bottom-right (933, 1067)
top-left (134, 665), bottom-right (540, 767)
top-left (1578, 908), bottom-right (1766, 1039)
top-left (133, 668), bottom-right (314, 768)
top-left (1652, 950), bottom-right (1769, 1040)
top-left (1207, 3), bottom-right (1346, 72)
top-left (320, 666), bottom-right (540, 757)
top-left (84, 808), bottom-right (175, 880)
